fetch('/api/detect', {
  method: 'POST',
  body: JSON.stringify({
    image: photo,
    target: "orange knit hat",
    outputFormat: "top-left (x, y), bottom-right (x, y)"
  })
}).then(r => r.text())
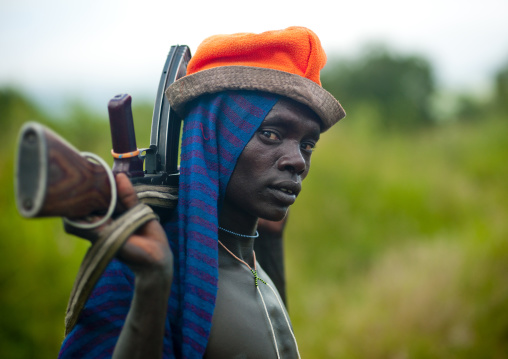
top-left (167, 27), bottom-right (345, 131)
top-left (187, 27), bottom-right (327, 86)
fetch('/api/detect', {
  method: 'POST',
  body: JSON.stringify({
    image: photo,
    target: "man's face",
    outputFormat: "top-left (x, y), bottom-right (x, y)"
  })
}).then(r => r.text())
top-left (222, 97), bottom-right (321, 223)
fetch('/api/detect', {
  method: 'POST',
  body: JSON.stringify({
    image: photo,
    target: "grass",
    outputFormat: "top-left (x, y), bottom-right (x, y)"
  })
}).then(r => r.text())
top-left (285, 113), bottom-right (508, 358)
top-left (1, 89), bottom-right (507, 358)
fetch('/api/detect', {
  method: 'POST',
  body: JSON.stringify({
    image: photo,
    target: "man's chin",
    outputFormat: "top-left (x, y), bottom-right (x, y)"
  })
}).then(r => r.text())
top-left (260, 207), bottom-right (289, 223)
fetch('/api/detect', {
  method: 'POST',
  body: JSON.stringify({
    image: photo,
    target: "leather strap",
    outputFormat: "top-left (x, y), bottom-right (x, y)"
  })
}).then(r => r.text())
top-left (64, 203), bottom-right (158, 335)
top-left (135, 184), bottom-right (178, 209)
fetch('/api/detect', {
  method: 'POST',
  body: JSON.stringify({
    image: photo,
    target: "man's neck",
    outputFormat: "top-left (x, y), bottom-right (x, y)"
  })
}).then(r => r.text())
top-left (217, 230), bottom-right (257, 268)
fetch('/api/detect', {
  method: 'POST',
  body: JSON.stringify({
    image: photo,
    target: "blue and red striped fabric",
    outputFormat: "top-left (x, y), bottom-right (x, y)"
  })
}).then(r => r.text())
top-left (59, 91), bottom-right (278, 358)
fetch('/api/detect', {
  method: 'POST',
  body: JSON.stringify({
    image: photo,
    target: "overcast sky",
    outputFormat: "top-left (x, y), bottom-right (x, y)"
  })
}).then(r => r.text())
top-left (1, 0), bottom-right (507, 114)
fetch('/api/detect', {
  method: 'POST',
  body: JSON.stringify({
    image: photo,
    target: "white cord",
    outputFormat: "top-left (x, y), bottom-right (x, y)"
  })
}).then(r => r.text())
top-left (62, 152), bottom-right (117, 230)
top-left (266, 282), bottom-right (301, 359)
top-left (257, 286), bottom-right (281, 359)
top-left (218, 239), bottom-right (300, 358)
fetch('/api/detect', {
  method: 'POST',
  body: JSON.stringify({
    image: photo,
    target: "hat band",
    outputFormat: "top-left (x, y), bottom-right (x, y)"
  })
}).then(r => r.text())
top-left (166, 66), bottom-right (346, 132)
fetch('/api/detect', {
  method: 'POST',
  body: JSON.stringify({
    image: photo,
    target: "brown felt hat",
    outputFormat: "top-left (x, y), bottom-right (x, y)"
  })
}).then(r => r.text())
top-left (166, 27), bottom-right (346, 131)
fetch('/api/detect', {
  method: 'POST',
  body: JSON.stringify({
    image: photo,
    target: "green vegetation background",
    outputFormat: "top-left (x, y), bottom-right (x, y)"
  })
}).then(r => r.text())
top-left (1, 47), bottom-right (507, 358)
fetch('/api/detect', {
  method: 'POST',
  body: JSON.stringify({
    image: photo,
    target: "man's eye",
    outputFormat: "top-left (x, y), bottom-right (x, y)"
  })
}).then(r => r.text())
top-left (301, 143), bottom-right (315, 152)
top-left (261, 131), bottom-right (279, 141)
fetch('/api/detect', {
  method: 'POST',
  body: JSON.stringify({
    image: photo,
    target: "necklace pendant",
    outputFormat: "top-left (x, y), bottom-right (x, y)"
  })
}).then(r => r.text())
top-left (250, 269), bottom-right (267, 287)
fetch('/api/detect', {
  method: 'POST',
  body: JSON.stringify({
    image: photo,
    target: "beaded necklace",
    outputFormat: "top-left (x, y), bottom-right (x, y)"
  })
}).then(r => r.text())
top-left (218, 226), bottom-right (259, 238)
top-left (218, 240), bottom-right (301, 359)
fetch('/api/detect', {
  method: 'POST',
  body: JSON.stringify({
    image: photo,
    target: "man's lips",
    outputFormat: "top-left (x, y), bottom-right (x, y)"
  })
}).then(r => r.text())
top-left (269, 181), bottom-right (302, 204)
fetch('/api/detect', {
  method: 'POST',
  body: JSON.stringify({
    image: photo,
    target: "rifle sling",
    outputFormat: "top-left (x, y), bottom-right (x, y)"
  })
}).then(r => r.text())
top-left (64, 203), bottom-right (158, 335)
top-left (135, 184), bottom-right (178, 209)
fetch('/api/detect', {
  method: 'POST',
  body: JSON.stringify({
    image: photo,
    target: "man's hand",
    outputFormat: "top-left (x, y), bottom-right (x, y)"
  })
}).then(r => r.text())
top-left (64, 173), bottom-right (173, 278)
top-left (114, 173), bottom-right (173, 277)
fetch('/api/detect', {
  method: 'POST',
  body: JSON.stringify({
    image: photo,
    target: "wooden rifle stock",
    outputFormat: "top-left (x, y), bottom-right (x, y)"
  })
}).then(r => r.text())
top-left (15, 122), bottom-right (112, 219)
top-left (15, 45), bottom-right (191, 222)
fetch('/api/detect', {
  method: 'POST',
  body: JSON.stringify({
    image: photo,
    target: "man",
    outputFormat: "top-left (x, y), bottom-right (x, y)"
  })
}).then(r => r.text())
top-left (59, 26), bottom-right (345, 358)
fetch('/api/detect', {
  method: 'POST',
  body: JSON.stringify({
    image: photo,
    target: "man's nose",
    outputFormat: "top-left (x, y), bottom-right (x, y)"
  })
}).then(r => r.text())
top-left (277, 142), bottom-right (306, 175)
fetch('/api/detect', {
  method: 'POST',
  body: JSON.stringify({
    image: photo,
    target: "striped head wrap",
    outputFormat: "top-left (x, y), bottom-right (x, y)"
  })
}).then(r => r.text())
top-left (58, 90), bottom-right (278, 358)
top-left (164, 90), bottom-right (279, 357)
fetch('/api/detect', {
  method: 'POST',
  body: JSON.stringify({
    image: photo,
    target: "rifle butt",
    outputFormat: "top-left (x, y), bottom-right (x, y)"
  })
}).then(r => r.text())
top-left (15, 122), bottom-right (112, 219)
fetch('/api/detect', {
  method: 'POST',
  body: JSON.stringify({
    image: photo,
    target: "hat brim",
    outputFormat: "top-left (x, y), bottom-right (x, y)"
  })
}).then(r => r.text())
top-left (166, 66), bottom-right (345, 132)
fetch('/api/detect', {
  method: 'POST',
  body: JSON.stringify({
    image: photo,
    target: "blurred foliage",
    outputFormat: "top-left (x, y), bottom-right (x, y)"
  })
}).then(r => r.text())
top-left (286, 113), bottom-right (508, 358)
top-left (322, 44), bottom-right (436, 130)
top-left (1, 46), bottom-right (508, 358)
top-left (495, 61), bottom-right (508, 115)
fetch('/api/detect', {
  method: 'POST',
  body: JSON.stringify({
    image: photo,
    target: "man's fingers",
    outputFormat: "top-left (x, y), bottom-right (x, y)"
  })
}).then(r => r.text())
top-left (116, 173), bottom-right (139, 210)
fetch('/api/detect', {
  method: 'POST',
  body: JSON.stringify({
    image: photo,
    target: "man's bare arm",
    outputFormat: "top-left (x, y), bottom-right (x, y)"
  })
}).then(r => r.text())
top-left (110, 173), bottom-right (173, 359)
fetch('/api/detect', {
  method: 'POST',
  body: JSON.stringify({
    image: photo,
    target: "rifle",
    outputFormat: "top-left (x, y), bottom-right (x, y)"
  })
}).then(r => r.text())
top-left (14, 45), bottom-right (288, 320)
top-left (15, 45), bottom-right (191, 223)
